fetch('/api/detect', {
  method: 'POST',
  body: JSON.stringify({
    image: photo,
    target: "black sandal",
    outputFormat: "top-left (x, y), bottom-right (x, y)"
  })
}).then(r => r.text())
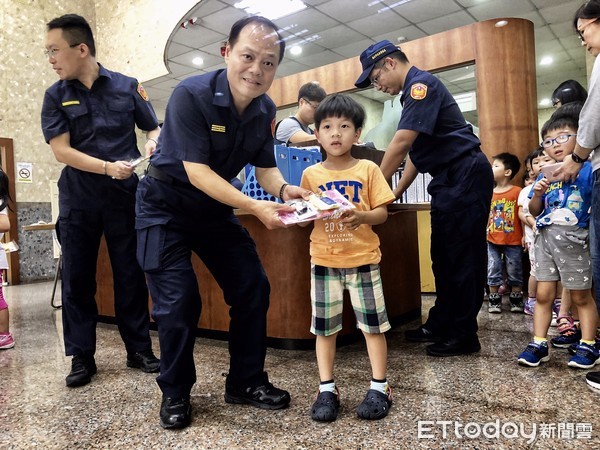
top-left (357, 388), bottom-right (392, 420)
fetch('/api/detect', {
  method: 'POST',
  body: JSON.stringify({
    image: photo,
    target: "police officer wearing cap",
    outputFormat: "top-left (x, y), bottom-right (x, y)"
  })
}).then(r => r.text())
top-left (41, 14), bottom-right (161, 387)
top-left (355, 40), bottom-right (493, 357)
top-left (136, 16), bottom-right (309, 429)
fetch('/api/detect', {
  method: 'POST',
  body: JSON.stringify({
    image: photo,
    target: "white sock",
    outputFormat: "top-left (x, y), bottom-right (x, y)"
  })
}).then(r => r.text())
top-left (370, 378), bottom-right (389, 395)
top-left (319, 380), bottom-right (336, 394)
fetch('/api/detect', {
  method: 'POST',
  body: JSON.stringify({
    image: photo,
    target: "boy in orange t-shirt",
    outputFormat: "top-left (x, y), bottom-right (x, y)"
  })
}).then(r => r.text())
top-left (299, 94), bottom-right (396, 422)
top-left (487, 152), bottom-right (524, 313)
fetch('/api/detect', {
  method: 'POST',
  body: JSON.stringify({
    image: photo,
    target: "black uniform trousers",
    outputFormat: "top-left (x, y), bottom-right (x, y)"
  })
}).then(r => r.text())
top-left (59, 206), bottom-right (152, 357)
top-left (423, 150), bottom-right (493, 339)
top-left (137, 211), bottom-right (270, 399)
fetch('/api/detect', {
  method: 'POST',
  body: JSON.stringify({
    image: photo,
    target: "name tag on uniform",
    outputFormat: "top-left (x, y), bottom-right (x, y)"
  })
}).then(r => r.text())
top-left (61, 100), bottom-right (80, 106)
top-left (211, 124), bottom-right (226, 133)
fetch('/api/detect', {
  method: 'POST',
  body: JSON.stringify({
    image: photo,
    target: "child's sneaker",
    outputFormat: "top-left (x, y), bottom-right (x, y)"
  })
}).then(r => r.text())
top-left (0, 333), bottom-right (14, 349)
top-left (488, 293), bottom-right (501, 314)
top-left (586, 371), bottom-right (600, 392)
top-left (311, 388), bottom-right (340, 422)
top-left (568, 339), bottom-right (600, 355)
top-left (509, 291), bottom-right (524, 313)
top-left (567, 342), bottom-right (600, 369)
top-left (523, 298), bottom-right (535, 315)
top-left (356, 387), bottom-right (392, 420)
top-left (517, 341), bottom-right (549, 367)
top-left (552, 298), bottom-right (561, 317)
top-left (550, 316), bottom-right (581, 348)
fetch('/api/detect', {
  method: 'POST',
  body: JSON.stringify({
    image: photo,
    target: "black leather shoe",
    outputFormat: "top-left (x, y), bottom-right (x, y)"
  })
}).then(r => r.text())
top-left (426, 336), bottom-right (481, 357)
top-left (405, 326), bottom-right (441, 343)
top-left (224, 381), bottom-right (291, 410)
top-left (66, 354), bottom-right (97, 387)
top-left (127, 349), bottom-right (160, 373)
top-left (160, 396), bottom-right (191, 429)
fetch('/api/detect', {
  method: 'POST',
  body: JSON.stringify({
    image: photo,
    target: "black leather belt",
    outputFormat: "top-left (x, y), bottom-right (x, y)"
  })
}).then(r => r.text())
top-left (146, 164), bottom-right (186, 187)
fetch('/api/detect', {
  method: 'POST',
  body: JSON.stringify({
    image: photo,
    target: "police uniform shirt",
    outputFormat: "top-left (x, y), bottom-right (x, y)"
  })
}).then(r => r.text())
top-left (397, 66), bottom-right (480, 175)
top-left (141, 69), bottom-right (277, 220)
top-left (41, 65), bottom-right (158, 211)
top-left (41, 64), bottom-right (158, 161)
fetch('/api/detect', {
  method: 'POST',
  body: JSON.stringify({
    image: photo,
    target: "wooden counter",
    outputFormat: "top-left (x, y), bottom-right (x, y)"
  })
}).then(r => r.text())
top-left (95, 206), bottom-right (422, 348)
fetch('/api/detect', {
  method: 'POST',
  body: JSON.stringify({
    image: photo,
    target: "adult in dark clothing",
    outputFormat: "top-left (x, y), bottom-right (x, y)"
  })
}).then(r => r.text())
top-left (355, 40), bottom-right (493, 357)
top-left (136, 16), bottom-right (309, 429)
top-left (41, 14), bottom-right (160, 388)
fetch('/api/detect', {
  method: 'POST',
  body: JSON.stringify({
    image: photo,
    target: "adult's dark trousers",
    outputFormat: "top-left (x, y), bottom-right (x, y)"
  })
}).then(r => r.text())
top-left (59, 207), bottom-right (152, 356)
top-left (424, 150), bottom-right (493, 339)
top-left (137, 217), bottom-right (270, 399)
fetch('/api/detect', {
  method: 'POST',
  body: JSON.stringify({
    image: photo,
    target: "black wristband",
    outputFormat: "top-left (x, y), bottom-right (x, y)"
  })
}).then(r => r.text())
top-left (279, 183), bottom-right (289, 202)
top-left (571, 151), bottom-right (588, 164)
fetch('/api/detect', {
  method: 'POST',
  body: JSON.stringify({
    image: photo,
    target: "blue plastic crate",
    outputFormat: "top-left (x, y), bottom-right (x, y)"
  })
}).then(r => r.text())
top-left (242, 146), bottom-right (322, 201)
top-left (241, 166), bottom-right (278, 201)
top-left (275, 144), bottom-right (290, 182)
top-left (288, 146), bottom-right (322, 185)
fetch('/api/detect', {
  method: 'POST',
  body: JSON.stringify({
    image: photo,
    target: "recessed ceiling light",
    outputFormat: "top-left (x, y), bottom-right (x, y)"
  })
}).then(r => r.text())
top-left (192, 57), bottom-right (204, 66)
top-left (495, 20), bottom-right (508, 27)
top-left (234, 0), bottom-right (307, 20)
top-left (290, 45), bottom-right (302, 56)
top-left (540, 56), bottom-right (553, 66)
top-left (539, 98), bottom-right (551, 107)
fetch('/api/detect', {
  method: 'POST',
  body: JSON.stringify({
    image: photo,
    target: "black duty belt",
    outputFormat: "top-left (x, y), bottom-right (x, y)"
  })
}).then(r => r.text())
top-left (146, 164), bottom-right (188, 187)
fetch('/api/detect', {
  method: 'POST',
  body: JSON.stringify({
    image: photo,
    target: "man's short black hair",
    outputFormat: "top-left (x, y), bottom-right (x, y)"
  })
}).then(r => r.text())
top-left (314, 94), bottom-right (365, 130)
top-left (228, 16), bottom-right (285, 63)
top-left (298, 82), bottom-right (326, 102)
top-left (493, 152), bottom-right (521, 180)
top-left (384, 50), bottom-right (410, 64)
top-left (541, 102), bottom-right (581, 138)
top-left (47, 14), bottom-right (96, 57)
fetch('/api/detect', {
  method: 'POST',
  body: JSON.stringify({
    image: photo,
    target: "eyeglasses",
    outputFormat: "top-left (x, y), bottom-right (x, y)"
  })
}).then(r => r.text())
top-left (302, 98), bottom-right (319, 109)
top-left (577, 18), bottom-right (598, 41)
top-left (44, 44), bottom-right (80, 58)
top-left (541, 133), bottom-right (577, 148)
top-left (370, 63), bottom-right (385, 87)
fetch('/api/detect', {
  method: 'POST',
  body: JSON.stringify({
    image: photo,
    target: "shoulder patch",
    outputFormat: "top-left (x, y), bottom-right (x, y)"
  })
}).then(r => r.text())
top-left (410, 83), bottom-right (427, 100)
top-left (137, 83), bottom-right (149, 102)
top-left (61, 100), bottom-right (80, 107)
top-left (211, 124), bottom-right (226, 133)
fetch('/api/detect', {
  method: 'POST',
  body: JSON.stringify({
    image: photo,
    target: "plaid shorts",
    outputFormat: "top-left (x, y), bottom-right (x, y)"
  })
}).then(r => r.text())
top-left (310, 264), bottom-right (391, 336)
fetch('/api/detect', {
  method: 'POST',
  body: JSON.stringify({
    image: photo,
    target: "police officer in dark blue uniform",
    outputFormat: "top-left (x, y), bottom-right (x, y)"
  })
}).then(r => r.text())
top-left (136, 16), bottom-right (309, 429)
top-left (41, 14), bottom-right (161, 387)
top-left (355, 40), bottom-right (493, 357)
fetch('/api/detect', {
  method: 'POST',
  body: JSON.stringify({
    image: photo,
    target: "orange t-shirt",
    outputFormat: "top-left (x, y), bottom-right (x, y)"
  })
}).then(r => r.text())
top-left (300, 159), bottom-right (396, 268)
top-left (487, 185), bottom-right (523, 246)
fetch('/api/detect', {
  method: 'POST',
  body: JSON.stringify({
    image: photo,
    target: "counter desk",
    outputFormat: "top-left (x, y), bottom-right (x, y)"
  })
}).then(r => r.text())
top-left (95, 203), bottom-right (425, 349)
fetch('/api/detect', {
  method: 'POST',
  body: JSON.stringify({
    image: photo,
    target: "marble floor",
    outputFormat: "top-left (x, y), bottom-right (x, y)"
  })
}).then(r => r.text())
top-left (1, 281), bottom-right (599, 450)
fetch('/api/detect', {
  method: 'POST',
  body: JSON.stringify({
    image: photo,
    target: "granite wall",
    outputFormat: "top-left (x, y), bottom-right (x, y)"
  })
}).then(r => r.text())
top-left (1, 0), bottom-right (199, 282)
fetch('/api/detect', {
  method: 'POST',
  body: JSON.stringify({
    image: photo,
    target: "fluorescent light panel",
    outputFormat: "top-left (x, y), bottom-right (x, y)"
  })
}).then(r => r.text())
top-left (234, 0), bottom-right (307, 20)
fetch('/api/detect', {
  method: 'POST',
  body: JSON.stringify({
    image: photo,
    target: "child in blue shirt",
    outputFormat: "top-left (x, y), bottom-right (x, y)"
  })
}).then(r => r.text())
top-left (517, 110), bottom-right (599, 369)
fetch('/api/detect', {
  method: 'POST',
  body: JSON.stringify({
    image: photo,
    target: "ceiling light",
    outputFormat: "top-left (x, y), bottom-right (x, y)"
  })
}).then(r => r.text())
top-left (539, 98), bottom-right (551, 107)
top-left (377, 0), bottom-right (415, 13)
top-left (192, 57), bottom-right (204, 66)
top-left (290, 45), bottom-right (302, 56)
top-left (540, 56), bottom-right (553, 66)
top-left (234, 0), bottom-right (307, 20)
top-left (495, 20), bottom-right (508, 28)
